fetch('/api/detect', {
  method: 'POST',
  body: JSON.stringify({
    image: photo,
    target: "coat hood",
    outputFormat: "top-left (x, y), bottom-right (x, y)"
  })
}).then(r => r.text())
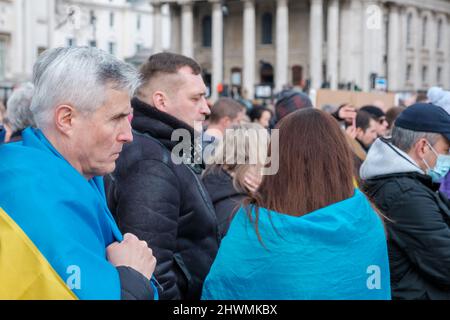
top-left (360, 138), bottom-right (424, 180)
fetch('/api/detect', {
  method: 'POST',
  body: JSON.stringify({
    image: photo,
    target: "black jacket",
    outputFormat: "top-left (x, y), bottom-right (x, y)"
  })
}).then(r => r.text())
top-left (106, 98), bottom-right (219, 300)
top-left (202, 168), bottom-right (246, 239)
top-left (117, 266), bottom-right (155, 300)
top-left (363, 172), bottom-right (450, 299)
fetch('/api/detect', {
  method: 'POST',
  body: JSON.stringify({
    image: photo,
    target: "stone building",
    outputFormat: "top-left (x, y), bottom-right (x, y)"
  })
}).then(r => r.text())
top-left (152, 0), bottom-right (450, 99)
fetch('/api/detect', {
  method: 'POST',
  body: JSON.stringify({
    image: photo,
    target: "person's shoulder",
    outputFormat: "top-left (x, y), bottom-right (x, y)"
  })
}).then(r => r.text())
top-left (0, 141), bottom-right (56, 172)
top-left (119, 131), bottom-right (172, 166)
top-left (366, 172), bottom-right (428, 194)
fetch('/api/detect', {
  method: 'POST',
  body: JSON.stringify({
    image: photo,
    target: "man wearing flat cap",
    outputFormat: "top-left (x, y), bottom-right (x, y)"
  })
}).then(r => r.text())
top-left (360, 103), bottom-right (450, 300)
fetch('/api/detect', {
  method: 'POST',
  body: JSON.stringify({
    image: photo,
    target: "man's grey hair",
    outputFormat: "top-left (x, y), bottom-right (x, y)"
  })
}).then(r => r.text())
top-left (6, 82), bottom-right (35, 133)
top-left (391, 125), bottom-right (441, 152)
top-left (30, 47), bottom-right (141, 129)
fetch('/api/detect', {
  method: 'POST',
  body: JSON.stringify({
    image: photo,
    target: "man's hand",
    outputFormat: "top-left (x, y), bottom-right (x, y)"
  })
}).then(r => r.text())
top-left (345, 113), bottom-right (358, 140)
top-left (338, 104), bottom-right (357, 125)
top-left (106, 233), bottom-right (157, 281)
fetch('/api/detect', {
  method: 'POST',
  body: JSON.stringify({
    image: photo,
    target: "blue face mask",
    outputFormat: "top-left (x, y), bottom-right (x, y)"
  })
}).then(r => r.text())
top-left (422, 142), bottom-right (450, 183)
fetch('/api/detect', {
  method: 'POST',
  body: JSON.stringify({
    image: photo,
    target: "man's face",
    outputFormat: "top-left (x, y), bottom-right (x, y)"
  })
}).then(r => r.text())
top-left (357, 119), bottom-right (378, 148)
top-left (164, 66), bottom-right (210, 128)
top-left (376, 116), bottom-right (389, 137)
top-left (422, 135), bottom-right (450, 169)
top-left (258, 110), bottom-right (272, 129)
top-left (72, 88), bottom-right (133, 179)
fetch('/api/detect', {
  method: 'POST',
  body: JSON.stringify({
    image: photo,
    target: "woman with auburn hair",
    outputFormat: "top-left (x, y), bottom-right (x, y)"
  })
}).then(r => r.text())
top-left (202, 108), bottom-right (391, 300)
top-left (202, 122), bottom-right (269, 239)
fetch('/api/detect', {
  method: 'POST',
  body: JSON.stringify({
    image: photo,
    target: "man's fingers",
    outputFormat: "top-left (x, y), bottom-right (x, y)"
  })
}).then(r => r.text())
top-left (123, 233), bottom-right (138, 242)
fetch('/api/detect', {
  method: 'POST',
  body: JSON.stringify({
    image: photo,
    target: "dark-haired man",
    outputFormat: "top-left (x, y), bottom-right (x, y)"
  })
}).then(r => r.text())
top-left (106, 52), bottom-right (219, 300)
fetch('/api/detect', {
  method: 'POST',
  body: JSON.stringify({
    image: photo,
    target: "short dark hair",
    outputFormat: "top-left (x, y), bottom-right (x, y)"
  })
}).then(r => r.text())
top-left (355, 110), bottom-right (374, 131)
top-left (248, 106), bottom-right (272, 122)
top-left (209, 97), bottom-right (245, 123)
top-left (139, 52), bottom-right (202, 87)
top-left (360, 105), bottom-right (385, 120)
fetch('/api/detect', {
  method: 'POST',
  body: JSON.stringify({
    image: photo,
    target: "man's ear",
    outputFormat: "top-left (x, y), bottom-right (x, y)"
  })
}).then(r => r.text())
top-left (355, 127), bottom-right (363, 139)
top-left (415, 138), bottom-right (429, 159)
top-left (220, 117), bottom-right (231, 129)
top-left (54, 104), bottom-right (76, 135)
top-left (152, 91), bottom-right (169, 113)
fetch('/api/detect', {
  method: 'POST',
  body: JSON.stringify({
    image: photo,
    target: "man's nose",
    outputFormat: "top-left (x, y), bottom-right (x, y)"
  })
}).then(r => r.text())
top-left (118, 119), bottom-right (133, 143)
top-left (201, 97), bottom-right (211, 115)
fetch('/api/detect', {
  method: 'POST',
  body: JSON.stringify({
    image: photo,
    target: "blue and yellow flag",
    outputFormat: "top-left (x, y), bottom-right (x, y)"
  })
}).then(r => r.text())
top-left (0, 128), bottom-right (123, 299)
top-left (0, 207), bottom-right (76, 299)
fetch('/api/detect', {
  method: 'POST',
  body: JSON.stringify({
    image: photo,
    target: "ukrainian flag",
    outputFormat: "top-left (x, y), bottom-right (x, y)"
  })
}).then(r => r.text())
top-left (0, 128), bottom-right (123, 299)
top-left (0, 207), bottom-right (76, 300)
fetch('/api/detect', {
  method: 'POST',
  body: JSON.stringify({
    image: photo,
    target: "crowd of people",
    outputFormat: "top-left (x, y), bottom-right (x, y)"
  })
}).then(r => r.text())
top-left (0, 47), bottom-right (449, 300)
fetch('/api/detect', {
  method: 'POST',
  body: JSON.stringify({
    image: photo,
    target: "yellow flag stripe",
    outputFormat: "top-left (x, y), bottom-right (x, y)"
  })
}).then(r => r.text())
top-left (0, 207), bottom-right (77, 300)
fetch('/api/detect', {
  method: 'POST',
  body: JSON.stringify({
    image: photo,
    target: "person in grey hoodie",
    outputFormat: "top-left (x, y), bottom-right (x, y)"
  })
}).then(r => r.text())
top-left (360, 103), bottom-right (450, 300)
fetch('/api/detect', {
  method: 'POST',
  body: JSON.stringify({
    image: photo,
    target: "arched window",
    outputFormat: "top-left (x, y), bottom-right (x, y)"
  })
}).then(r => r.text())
top-left (406, 13), bottom-right (413, 46)
top-left (261, 12), bottom-right (273, 44)
top-left (422, 16), bottom-right (428, 47)
top-left (260, 61), bottom-right (274, 85)
top-left (202, 16), bottom-right (212, 47)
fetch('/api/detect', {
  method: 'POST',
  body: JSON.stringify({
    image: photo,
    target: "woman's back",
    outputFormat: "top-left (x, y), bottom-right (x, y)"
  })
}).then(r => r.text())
top-left (202, 189), bottom-right (391, 300)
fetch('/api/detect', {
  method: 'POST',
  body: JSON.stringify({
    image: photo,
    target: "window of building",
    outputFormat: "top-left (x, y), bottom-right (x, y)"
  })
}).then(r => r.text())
top-left (89, 40), bottom-right (97, 47)
top-left (406, 13), bottom-right (412, 46)
top-left (108, 42), bottom-right (116, 55)
top-left (261, 12), bottom-right (273, 45)
top-left (260, 61), bottom-right (274, 85)
top-left (422, 65), bottom-right (428, 83)
top-left (89, 10), bottom-right (96, 25)
top-left (437, 18), bottom-right (443, 49)
top-left (292, 65), bottom-right (303, 87)
top-left (137, 14), bottom-right (141, 30)
top-left (0, 39), bottom-right (6, 80)
top-left (202, 16), bottom-right (212, 47)
top-left (136, 43), bottom-right (142, 53)
top-left (406, 64), bottom-right (412, 82)
top-left (422, 16), bottom-right (427, 47)
top-left (110, 12), bottom-right (115, 28)
top-left (437, 66), bottom-right (442, 84)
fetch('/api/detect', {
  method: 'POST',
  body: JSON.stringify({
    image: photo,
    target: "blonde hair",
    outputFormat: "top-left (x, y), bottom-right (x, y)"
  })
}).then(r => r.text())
top-left (204, 122), bottom-right (270, 193)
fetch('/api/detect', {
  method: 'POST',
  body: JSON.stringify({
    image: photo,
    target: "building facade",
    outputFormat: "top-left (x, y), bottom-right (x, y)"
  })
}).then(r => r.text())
top-left (155, 0), bottom-right (450, 100)
top-left (0, 0), bottom-right (172, 84)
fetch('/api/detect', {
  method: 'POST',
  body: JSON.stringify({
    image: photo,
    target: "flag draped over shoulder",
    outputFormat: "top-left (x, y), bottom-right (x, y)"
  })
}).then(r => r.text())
top-left (0, 128), bottom-right (123, 300)
top-left (202, 189), bottom-right (391, 300)
top-left (0, 207), bottom-right (76, 299)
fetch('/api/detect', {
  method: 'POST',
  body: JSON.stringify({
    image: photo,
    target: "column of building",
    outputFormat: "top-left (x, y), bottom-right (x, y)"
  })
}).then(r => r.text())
top-left (327, 0), bottom-right (339, 90)
top-left (242, 0), bottom-right (256, 100)
top-left (275, 0), bottom-right (289, 92)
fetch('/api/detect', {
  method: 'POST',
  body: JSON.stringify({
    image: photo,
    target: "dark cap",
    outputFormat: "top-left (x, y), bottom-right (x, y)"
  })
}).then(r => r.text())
top-left (275, 89), bottom-right (313, 121)
top-left (395, 103), bottom-right (450, 141)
